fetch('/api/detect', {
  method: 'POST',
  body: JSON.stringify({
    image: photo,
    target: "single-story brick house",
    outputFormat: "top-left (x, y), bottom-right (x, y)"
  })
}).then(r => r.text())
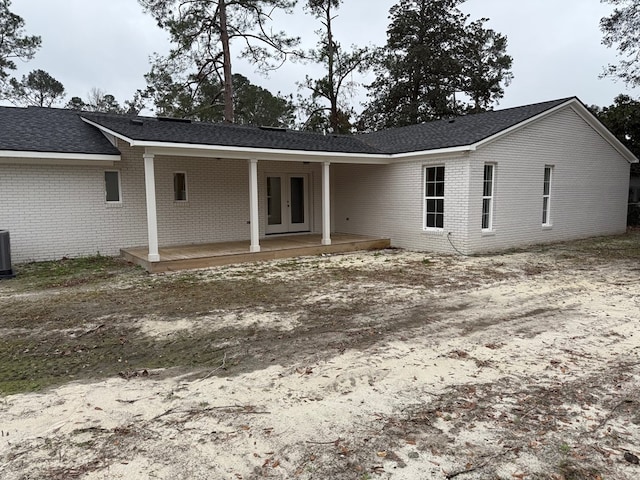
top-left (0, 97), bottom-right (636, 271)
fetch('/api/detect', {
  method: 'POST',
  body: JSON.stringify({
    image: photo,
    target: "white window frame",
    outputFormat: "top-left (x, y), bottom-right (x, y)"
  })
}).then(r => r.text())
top-left (423, 165), bottom-right (445, 230)
top-left (482, 164), bottom-right (495, 231)
top-left (542, 165), bottom-right (553, 226)
top-left (104, 170), bottom-right (121, 204)
top-left (173, 171), bottom-right (188, 202)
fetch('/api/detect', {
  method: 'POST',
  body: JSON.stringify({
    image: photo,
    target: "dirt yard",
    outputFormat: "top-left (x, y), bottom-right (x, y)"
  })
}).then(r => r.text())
top-left (1, 232), bottom-right (640, 480)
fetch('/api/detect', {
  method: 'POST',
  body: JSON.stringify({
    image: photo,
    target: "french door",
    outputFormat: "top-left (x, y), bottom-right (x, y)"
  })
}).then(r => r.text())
top-left (266, 174), bottom-right (310, 234)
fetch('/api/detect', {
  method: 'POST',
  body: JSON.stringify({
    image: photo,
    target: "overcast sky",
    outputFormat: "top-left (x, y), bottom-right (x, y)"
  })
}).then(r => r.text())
top-left (5, 0), bottom-right (638, 114)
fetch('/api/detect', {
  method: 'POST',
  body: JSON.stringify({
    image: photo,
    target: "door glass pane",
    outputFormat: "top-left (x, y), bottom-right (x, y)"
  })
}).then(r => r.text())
top-left (267, 177), bottom-right (282, 225)
top-left (290, 177), bottom-right (304, 224)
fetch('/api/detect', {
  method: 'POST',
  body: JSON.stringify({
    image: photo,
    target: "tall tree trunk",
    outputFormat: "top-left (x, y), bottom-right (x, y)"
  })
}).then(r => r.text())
top-left (219, 0), bottom-right (234, 123)
top-left (325, 3), bottom-right (338, 132)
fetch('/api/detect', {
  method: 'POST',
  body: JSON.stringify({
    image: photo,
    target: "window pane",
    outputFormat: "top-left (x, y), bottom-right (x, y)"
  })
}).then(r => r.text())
top-left (542, 197), bottom-right (549, 224)
top-left (267, 177), bottom-right (282, 225)
top-left (543, 167), bottom-right (551, 195)
top-left (435, 213), bottom-right (444, 229)
top-left (482, 198), bottom-right (491, 229)
top-left (435, 181), bottom-right (445, 197)
top-left (435, 166), bottom-right (445, 182)
top-left (105, 171), bottom-right (120, 202)
top-left (426, 183), bottom-right (435, 197)
top-left (426, 168), bottom-right (435, 182)
top-left (426, 213), bottom-right (436, 227)
top-left (174, 173), bottom-right (187, 201)
top-left (290, 177), bottom-right (304, 224)
top-left (483, 165), bottom-right (493, 197)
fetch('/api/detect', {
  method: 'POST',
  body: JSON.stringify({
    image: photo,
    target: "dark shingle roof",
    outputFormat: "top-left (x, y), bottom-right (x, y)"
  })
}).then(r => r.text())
top-left (83, 98), bottom-right (573, 155)
top-left (81, 113), bottom-right (382, 154)
top-left (1, 98), bottom-right (575, 157)
top-left (0, 106), bottom-right (120, 155)
top-left (358, 98), bottom-right (573, 154)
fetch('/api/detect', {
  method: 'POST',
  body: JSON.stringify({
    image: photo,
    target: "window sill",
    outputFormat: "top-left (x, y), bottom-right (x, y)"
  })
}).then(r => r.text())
top-left (105, 202), bottom-right (123, 208)
top-left (481, 230), bottom-right (496, 237)
top-left (423, 228), bottom-right (445, 235)
top-left (174, 201), bottom-right (190, 207)
top-left (542, 224), bottom-right (553, 230)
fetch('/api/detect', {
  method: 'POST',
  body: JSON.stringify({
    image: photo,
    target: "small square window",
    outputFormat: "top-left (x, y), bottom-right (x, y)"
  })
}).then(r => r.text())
top-left (174, 172), bottom-right (187, 202)
top-left (105, 171), bottom-right (121, 203)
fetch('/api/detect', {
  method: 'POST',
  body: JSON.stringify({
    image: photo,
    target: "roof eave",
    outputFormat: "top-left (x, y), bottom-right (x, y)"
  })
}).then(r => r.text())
top-left (81, 117), bottom-right (391, 164)
top-left (82, 99), bottom-right (639, 165)
top-left (144, 143), bottom-right (391, 164)
top-left (81, 116), bottom-right (136, 146)
top-left (389, 145), bottom-right (475, 162)
top-left (0, 149), bottom-right (120, 166)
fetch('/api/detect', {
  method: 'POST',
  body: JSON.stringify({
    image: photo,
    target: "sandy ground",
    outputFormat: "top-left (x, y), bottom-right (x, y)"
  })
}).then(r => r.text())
top-left (1, 246), bottom-right (640, 479)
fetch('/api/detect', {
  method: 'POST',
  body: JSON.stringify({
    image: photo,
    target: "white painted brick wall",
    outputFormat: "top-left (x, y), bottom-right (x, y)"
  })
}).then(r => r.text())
top-left (0, 140), bottom-right (324, 262)
top-left (467, 107), bottom-right (630, 252)
top-left (1, 147), bottom-right (148, 262)
top-left (1, 106), bottom-right (630, 262)
top-left (334, 106), bottom-right (631, 255)
top-left (332, 156), bottom-right (471, 254)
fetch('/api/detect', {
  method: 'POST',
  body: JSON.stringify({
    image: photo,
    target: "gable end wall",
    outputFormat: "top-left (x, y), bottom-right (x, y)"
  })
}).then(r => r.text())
top-left (466, 106), bottom-right (630, 252)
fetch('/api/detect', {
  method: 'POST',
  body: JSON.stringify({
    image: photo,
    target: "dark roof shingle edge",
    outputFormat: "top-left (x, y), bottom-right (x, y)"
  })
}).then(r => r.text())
top-left (81, 98), bottom-right (576, 155)
top-left (357, 98), bottom-right (574, 154)
top-left (0, 98), bottom-right (581, 157)
top-left (81, 113), bottom-right (383, 154)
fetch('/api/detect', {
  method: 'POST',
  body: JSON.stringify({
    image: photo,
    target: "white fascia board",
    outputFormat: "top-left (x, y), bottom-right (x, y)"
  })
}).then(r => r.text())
top-left (389, 145), bottom-right (474, 163)
top-left (81, 117), bottom-right (136, 146)
top-left (83, 117), bottom-right (392, 164)
top-left (84, 115), bottom-right (474, 164)
top-left (146, 142), bottom-right (474, 164)
top-left (0, 150), bottom-right (120, 165)
top-left (145, 144), bottom-right (391, 164)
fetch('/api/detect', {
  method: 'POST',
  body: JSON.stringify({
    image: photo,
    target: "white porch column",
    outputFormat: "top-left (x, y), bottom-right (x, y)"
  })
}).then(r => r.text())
top-left (321, 161), bottom-right (331, 246)
top-left (248, 158), bottom-right (261, 253)
top-left (143, 152), bottom-right (160, 262)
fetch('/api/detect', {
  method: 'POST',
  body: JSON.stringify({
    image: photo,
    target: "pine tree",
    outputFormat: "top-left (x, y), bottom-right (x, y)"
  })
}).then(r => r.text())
top-left (359, 0), bottom-right (512, 130)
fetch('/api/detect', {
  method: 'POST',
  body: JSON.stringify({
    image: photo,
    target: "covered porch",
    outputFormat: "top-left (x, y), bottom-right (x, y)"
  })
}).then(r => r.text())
top-left (121, 233), bottom-right (391, 273)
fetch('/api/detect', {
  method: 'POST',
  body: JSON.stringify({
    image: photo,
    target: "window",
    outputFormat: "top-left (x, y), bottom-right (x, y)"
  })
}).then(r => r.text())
top-left (482, 164), bottom-right (495, 230)
top-left (105, 171), bottom-right (121, 203)
top-left (542, 165), bottom-right (553, 225)
top-left (424, 166), bottom-right (445, 229)
top-left (174, 172), bottom-right (187, 202)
